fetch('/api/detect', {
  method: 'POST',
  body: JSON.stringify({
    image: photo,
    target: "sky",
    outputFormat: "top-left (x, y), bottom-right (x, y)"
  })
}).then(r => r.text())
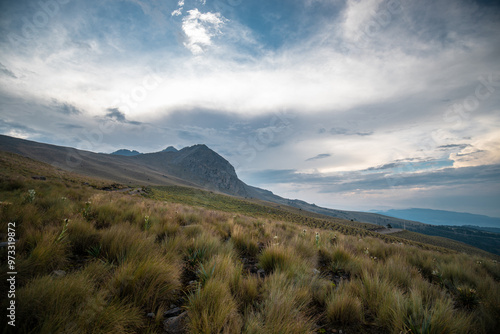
top-left (1, 0), bottom-right (500, 217)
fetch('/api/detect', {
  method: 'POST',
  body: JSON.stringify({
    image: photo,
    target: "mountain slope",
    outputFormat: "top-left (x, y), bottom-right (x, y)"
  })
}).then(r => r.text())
top-left (2, 134), bottom-right (498, 256)
top-left (0, 135), bottom-right (248, 197)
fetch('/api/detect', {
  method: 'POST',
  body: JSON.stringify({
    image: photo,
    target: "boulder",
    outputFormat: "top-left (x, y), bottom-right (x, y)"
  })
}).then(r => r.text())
top-left (163, 312), bottom-right (187, 334)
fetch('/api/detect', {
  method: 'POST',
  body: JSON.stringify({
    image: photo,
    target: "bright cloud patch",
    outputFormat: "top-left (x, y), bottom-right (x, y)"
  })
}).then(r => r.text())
top-left (171, 0), bottom-right (184, 16)
top-left (182, 9), bottom-right (226, 54)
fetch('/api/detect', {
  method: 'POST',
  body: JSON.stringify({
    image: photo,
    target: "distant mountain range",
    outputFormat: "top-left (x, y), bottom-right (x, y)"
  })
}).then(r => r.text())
top-left (111, 149), bottom-right (141, 156)
top-left (111, 146), bottom-right (178, 156)
top-left (1, 134), bottom-right (498, 255)
top-left (373, 208), bottom-right (500, 229)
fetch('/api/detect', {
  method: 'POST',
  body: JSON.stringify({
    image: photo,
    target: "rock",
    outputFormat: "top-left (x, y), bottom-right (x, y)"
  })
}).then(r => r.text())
top-left (164, 307), bottom-right (183, 318)
top-left (312, 268), bottom-right (320, 275)
top-left (257, 269), bottom-right (266, 278)
top-left (163, 311), bottom-right (187, 334)
top-left (52, 270), bottom-right (66, 277)
top-left (147, 313), bottom-right (155, 318)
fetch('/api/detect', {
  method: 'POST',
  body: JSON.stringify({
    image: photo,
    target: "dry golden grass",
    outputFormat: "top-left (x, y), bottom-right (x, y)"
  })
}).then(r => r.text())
top-left (1, 155), bottom-right (499, 333)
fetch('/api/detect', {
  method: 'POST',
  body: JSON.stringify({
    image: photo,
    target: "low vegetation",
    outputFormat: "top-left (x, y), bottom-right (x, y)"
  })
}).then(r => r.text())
top-left (1, 152), bottom-right (500, 333)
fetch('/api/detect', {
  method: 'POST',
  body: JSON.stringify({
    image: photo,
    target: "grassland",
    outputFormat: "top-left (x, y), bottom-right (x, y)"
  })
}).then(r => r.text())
top-left (1, 151), bottom-right (500, 333)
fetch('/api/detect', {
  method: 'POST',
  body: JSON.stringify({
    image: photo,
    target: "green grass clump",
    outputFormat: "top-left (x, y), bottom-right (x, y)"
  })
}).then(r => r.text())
top-left (246, 272), bottom-right (315, 333)
top-left (325, 286), bottom-right (363, 325)
top-left (17, 229), bottom-right (70, 278)
top-left (186, 279), bottom-right (242, 333)
top-left (1, 151), bottom-right (500, 333)
top-left (99, 223), bottom-right (155, 264)
top-left (108, 254), bottom-right (182, 312)
top-left (258, 244), bottom-right (296, 273)
top-left (231, 224), bottom-right (260, 258)
top-left (16, 273), bottom-right (143, 334)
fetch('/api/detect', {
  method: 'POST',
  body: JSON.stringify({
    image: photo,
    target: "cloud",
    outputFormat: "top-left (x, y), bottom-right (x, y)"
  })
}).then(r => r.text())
top-left (52, 100), bottom-right (82, 115)
top-left (105, 108), bottom-right (143, 125)
top-left (438, 144), bottom-right (470, 150)
top-left (306, 153), bottom-right (331, 161)
top-left (171, 8), bottom-right (183, 16)
top-left (329, 127), bottom-right (373, 136)
top-left (0, 63), bottom-right (16, 78)
top-left (246, 164), bottom-right (500, 194)
top-left (0, 0), bottom-right (499, 216)
top-left (182, 9), bottom-right (227, 54)
top-left (106, 108), bottom-right (126, 122)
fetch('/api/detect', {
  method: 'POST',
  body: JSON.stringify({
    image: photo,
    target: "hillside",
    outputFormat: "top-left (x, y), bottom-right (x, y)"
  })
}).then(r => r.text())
top-left (1, 134), bottom-right (499, 256)
top-left (0, 134), bottom-right (246, 195)
top-left (1, 150), bottom-right (500, 334)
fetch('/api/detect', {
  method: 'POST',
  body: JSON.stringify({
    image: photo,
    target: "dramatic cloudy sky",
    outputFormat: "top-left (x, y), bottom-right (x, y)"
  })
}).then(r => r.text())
top-left (1, 0), bottom-right (500, 216)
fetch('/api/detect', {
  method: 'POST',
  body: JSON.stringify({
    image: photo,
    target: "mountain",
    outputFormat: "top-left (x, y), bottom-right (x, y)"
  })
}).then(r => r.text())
top-left (0, 134), bottom-right (248, 197)
top-left (0, 134), bottom-right (456, 225)
top-left (162, 146), bottom-right (178, 153)
top-left (2, 134), bottom-right (499, 255)
top-left (111, 149), bottom-right (141, 156)
top-left (373, 208), bottom-right (500, 228)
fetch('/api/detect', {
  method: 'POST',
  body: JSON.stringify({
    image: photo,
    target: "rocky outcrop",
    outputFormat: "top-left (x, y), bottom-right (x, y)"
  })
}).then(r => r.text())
top-left (170, 145), bottom-right (248, 197)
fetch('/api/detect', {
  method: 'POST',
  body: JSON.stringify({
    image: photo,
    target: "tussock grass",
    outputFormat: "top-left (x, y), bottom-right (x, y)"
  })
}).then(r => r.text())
top-left (99, 223), bottom-right (155, 264)
top-left (258, 244), bottom-right (296, 273)
top-left (235, 275), bottom-right (260, 310)
top-left (200, 253), bottom-right (242, 292)
top-left (17, 229), bottom-right (70, 278)
top-left (16, 273), bottom-right (143, 334)
top-left (186, 279), bottom-right (242, 333)
top-left (67, 217), bottom-right (100, 256)
top-left (325, 285), bottom-right (363, 325)
top-left (2, 153), bottom-right (500, 333)
top-left (231, 224), bottom-right (260, 258)
top-left (247, 272), bottom-right (315, 333)
top-left (108, 254), bottom-right (181, 311)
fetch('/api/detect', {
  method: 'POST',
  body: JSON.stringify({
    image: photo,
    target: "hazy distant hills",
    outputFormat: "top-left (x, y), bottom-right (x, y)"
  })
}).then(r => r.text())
top-left (111, 146), bottom-right (178, 156)
top-left (111, 149), bottom-right (141, 156)
top-left (374, 208), bottom-right (500, 229)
